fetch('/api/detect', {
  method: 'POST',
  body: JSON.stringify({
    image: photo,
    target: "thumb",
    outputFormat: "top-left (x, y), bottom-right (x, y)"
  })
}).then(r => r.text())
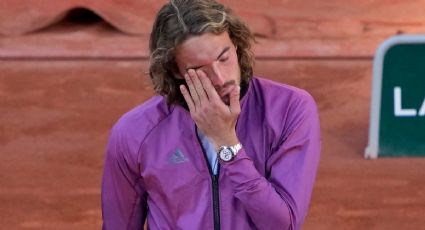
top-left (229, 85), bottom-right (241, 114)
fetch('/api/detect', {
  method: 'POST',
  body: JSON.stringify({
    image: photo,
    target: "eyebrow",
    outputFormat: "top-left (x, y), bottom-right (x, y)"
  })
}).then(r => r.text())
top-left (185, 46), bottom-right (230, 71)
top-left (217, 46), bottom-right (230, 60)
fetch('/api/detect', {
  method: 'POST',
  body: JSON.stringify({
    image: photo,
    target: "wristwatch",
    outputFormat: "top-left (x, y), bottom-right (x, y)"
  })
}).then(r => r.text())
top-left (218, 143), bottom-right (242, 162)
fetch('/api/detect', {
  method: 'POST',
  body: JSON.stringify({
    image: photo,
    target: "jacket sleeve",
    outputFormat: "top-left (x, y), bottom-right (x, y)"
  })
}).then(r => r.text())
top-left (220, 93), bottom-right (321, 230)
top-left (101, 125), bottom-right (147, 230)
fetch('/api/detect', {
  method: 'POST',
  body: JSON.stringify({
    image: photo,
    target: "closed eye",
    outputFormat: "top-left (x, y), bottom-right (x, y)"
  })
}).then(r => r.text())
top-left (219, 56), bottom-right (229, 62)
top-left (217, 47), bottom-right (230, 62)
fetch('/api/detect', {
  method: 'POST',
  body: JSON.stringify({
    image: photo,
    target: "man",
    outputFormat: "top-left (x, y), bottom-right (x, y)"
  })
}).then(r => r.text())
top-left (101, 0), bottom-right (321, 229)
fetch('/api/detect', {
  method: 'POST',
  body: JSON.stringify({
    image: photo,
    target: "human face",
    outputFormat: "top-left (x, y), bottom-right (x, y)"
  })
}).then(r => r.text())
top-left (175, 32), bottom-right (241, 104)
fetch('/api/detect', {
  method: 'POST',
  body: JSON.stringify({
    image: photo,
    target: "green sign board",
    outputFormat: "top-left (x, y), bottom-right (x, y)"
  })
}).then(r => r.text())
top-left (365, 35), bottom-right (425, 158)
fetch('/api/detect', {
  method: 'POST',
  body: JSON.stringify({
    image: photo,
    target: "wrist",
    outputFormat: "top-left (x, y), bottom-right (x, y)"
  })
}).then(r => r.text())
top-left (211, 132), bottom-right (239, 151)
top-left (217, 143), bottom-right (242, 162)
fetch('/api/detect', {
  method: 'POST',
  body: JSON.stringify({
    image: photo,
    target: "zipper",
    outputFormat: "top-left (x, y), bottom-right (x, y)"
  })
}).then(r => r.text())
top-left (195, 126), bottom-right (221, 230)
top-left (212, 171), bottom-right (221, 230)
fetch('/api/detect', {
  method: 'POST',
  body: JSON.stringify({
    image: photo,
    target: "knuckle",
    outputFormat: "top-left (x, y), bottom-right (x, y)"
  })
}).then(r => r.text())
top-left (201, 105), bottom-right (209, 114)
top-left (232, 109), bottom-right (241, 116)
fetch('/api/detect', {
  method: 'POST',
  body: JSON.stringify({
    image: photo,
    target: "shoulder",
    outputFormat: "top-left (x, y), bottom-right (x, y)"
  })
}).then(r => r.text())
top-left (115, 96), bottom-right (171, 131)
top-left (108, 96), bottom-right (173, 156)
top-left (247, 77), bottom-right (319, 139)
top-left (249, 77), bottom-right (317, 111)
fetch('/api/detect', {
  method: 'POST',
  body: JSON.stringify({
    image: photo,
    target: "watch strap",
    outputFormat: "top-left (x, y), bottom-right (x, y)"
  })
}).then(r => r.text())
top-left (230, 143), bottom-right (242, 156)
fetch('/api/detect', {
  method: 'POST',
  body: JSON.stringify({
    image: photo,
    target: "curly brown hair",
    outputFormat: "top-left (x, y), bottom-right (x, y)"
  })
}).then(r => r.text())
top-left (149, 0), bottom-right (255, 106)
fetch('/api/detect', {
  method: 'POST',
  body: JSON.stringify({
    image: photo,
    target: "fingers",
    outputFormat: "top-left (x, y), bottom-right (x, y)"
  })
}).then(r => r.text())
top-left (179, 84), bottom-right (195, 112)
top-left (180, 68), bottom-right (240, 115)
top-left (183, 71), bottom-right (201, 108)
top-left (180, 69), bottom-right (211, 113)
top-left (188, 69), bottom-right (208, 102)
top-left (196, 70), bottom-right (221, 102)
top-left (229, 85), bottom-right (241, 114)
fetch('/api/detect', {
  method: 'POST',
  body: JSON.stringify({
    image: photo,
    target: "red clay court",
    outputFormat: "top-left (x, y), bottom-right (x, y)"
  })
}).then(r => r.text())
top-left (1, 1), bottom-right (425, 229)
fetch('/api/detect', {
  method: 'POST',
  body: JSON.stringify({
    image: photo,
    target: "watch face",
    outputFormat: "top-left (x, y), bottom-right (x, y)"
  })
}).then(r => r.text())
top-left (220, 148), bottom-right (234, 162)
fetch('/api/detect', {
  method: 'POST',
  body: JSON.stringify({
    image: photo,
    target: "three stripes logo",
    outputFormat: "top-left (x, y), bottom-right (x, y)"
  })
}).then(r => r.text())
top-left (169, 148), bottom-right (189, 164)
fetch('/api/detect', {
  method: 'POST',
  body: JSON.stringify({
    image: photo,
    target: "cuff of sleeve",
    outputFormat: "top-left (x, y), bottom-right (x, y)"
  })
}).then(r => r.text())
top-left (220, 148), bottom-right (264, 191)
top-left (219, 147), bottom-right (250, 166)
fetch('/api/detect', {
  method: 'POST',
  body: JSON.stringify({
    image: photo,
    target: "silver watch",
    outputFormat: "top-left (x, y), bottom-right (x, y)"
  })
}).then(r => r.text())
top-left (218, 143), bottom-right (242, 162)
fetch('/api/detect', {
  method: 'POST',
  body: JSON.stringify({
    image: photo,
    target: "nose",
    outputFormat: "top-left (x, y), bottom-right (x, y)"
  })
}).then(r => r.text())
top-left (209, 61), bottom-right (225, 86)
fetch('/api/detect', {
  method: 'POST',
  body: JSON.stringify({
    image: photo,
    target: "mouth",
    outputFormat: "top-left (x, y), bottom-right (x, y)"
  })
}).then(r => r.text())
top-left (216, 80), bottom-right (236, 105)
top-left (219, 85), bottom-right (236, 98)
top-left (216, 80), bottom-right (236, 97)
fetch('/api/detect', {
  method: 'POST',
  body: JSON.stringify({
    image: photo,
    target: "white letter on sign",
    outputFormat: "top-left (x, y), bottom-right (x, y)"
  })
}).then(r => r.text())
top-left (394, 87), bottom-right (417, 117)
top-left (419, 98), bottom-right (425, 116)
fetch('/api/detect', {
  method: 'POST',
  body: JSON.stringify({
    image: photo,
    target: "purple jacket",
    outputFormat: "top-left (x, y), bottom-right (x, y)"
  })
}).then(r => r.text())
top-left (101, 77), bottom-right (321, 230)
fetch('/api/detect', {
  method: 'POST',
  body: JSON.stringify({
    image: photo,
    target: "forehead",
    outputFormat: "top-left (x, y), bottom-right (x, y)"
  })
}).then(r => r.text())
top-left (175, 32), bottom-right (234, 68)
